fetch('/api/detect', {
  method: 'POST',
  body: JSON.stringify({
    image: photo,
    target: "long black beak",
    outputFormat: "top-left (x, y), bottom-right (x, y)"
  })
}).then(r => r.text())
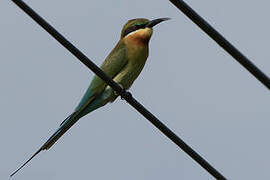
top-left (146, 18), bottom-right (170, 28)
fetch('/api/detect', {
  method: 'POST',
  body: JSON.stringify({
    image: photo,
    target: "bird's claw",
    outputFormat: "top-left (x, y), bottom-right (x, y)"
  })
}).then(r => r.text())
top-left (120, 90), bottom-right (132, 100)
top-left (114, 84), bottom-right (124, 96)
top-left (114, 84), bottom-right (132, 100)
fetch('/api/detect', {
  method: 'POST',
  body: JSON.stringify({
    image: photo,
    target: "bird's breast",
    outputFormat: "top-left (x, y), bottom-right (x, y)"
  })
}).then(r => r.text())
top-left (114, 39), bottom-right (149, 89)
top-left (125, 39), bottom-right (149, 67)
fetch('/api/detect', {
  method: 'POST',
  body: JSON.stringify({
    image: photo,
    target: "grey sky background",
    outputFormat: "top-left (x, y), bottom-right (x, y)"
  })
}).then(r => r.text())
top-left (1, 0), bottom-right (269, 179)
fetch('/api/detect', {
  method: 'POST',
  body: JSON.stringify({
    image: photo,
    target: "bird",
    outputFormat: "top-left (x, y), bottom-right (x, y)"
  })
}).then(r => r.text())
top-left (11, 17), bottom-right (170, 177)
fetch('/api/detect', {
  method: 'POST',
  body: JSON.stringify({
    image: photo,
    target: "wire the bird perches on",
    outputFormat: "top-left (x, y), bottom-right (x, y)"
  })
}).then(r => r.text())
top-left (11, 0), bottom-right (227, 179)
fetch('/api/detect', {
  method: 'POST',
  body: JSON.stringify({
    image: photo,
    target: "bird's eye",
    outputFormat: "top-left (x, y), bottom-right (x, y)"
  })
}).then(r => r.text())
top-left (135, 24), bottom-right (145, 29)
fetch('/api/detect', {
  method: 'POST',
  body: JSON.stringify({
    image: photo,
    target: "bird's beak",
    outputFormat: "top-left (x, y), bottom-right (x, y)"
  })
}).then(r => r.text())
top-left (146, 18), bottom-right (170, 28)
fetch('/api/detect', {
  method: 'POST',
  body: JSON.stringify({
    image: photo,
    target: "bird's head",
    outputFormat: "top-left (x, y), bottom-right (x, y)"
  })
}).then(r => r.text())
top-left (121, 18), bottom-right (170, 45)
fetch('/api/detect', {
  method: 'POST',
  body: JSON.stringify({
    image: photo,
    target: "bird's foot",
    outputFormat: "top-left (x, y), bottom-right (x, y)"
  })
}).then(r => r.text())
top-left (114, 83), bottom-right (124, 96)
top-left (121, 91), bottom-right (132, 100)
top-left (114, 84), bottom-right (132, 100)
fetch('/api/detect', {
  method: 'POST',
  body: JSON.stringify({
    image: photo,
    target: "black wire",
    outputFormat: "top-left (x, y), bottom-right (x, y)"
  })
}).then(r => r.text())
top-left (11, 0), bottom-right (226, 179)
top-left (169, 0), bottom-right (270, 90)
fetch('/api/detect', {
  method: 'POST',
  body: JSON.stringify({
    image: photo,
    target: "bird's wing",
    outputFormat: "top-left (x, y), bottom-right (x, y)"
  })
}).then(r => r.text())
top-left (75, 41), bottom-right (128, 110)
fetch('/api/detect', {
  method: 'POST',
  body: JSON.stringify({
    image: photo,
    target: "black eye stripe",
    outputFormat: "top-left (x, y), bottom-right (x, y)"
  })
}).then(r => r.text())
top-left (123, 24), bottom-right (146, 37)
top-left (123, 27), bottom-right (135, 37)
top-left (135, 24), bottom-right (145, 29)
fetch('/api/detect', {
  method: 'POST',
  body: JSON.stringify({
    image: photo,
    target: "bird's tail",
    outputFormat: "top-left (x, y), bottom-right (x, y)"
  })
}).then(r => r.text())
top-left (10, 112), bottom-right (79, 177)
top-left (41, 112), bottom-right (79, 150)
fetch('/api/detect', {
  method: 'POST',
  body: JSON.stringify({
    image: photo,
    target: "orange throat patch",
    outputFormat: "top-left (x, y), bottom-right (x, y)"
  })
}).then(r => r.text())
top-left (124, 28), bottom-right (153, 46)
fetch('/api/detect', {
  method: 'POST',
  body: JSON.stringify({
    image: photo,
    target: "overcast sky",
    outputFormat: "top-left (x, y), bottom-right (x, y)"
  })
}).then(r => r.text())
top-left (1, 0), bottom-right (269, 179)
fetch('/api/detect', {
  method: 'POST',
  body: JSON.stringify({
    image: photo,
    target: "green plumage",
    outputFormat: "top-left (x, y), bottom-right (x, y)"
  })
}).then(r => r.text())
top-left (76, 19), bottom-right (150, 118)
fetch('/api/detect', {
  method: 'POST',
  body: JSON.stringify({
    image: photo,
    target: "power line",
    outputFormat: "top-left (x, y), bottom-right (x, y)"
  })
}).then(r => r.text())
top-left (11, 0), bottom-right (226, 179)
top-left (169, 0), bottom-right (270, 90)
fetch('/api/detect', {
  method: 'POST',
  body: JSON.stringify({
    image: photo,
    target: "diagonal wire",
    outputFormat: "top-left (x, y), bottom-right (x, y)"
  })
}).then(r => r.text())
top-left (11, 0), bottom-right (226, 179)
top-left (169, 0), bottom-right (270, 90)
